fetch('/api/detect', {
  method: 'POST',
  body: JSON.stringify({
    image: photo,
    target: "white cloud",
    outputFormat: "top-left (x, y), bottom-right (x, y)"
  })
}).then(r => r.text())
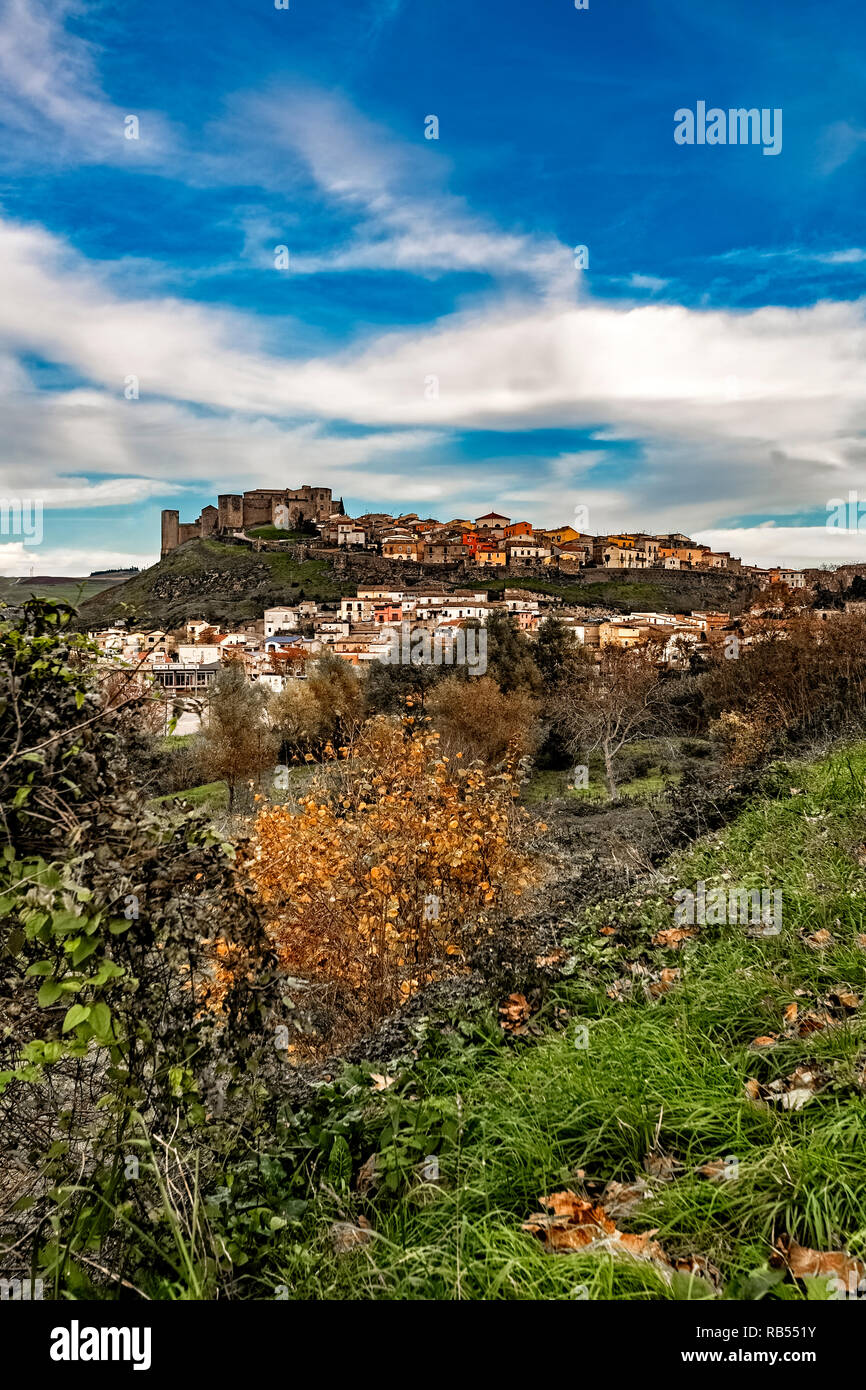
top-left (0, 541), bottom-right (156, 576)
top-left (694, 526), bottom-right (866, 569)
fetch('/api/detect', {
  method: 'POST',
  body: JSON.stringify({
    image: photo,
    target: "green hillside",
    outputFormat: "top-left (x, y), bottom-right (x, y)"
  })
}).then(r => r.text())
top-left (80, 538), bottom-right (352, 629)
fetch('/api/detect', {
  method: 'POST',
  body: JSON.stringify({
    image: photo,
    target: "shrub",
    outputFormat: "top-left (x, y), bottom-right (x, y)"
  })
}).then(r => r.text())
top-left (245, 716), bottom-right (534, 1040)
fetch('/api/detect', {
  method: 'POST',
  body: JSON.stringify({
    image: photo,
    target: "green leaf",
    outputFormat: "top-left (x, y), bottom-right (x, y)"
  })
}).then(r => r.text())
top-left (71, 938), bottom-right (98, 966)
top-left (89, 1002), bottom-right (112, 1039)
top-left (25, 960), bottom-right (54, 976)
top-left (62, 1004), bottom-right (91, 1033)
top-left (37, 980), bottom-right (64, 1007)
top-left (670, 1270), bottom-right (717, 1301)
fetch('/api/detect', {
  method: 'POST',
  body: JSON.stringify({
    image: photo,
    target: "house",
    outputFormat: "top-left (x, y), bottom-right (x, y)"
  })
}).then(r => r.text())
top-left (767, 568), bottom-right (807, 589)
top-left (598, 620), bottom-right (647, 648)
top-left (418, 539), bottom-right (465, 564)
top-left (475, 547), bottom-right (507, 567)
top-left (474, 511), bottom-right (511, 531)
top-left (382, 536), bottom-right (419, 561)
top-left (151, 661), bottom-right (221, 692)
top-left (176, 643), bottom-right (222, 665)
top-left (506, 540), bottom-right (552, 564)
top-left (264, 607), bottom-right (298, 637)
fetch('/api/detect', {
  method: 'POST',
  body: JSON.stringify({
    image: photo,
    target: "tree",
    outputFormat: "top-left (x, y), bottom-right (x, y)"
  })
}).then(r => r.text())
top-left (194, 665), bottom-right (278, 808)
top-left (427, 674), bottom-right (541, 767)
top-left (484, 611), bottom-right (542, 694)
top-left (270, 653), bottom-right (364, 759)
top-left (534, 615), bottom-right (581, 688)
top-left (363, 657), bottom-right (443, 715)
top-left (0, 600), bottom-right (282, 1297)
top-left (245, 717), bottom-right (533, 1036)
top-left (553, 644), bottom-right (670, 797)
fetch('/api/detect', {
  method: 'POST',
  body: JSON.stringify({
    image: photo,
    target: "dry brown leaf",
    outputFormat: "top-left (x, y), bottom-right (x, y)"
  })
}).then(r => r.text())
top-left (697, 1160), bottom-right (731, 1182)
top-left (643, 1151), bottom-right (683, 1182)
top-left (329, 1215), bottom-right (373, 1254)
top-left (535, 949), bottom-right (566, 967)
top-left (649, 967), bottom-right (680, 997)
top-left (523, 1191), bottom-right (668, 1269)
top-left (748, 1064), bottom-right (826, 1111)
top-left (829, 988), bottom-right (860, 1010)
top-left (783, 1002), bottom-right (798, 1024)
top-left (599, 926), bottom-right (618, 937)
top-left (600, 1178), bottom-right (654, 1220)
top-left (499, 991), bottom-right (532, 1033)
top-left (750, 1035), bottom-right (778, 1048)
top-left (356, 1153), bottom-right (381, 1195)
top-left (805, 929), bottom-right (833, 949)
top-left (777, 1236), bottom-right (865, 1286)
top-left (652, 926), bottom-right (698, 948)
top-left (370, 1072), bottom-right (395, 1091)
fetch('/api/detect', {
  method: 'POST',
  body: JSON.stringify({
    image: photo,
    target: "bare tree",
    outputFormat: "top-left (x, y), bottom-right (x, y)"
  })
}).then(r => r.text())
top-left (194, 666), bottom-right (278, 809)
top-left (553, 644), bottom-right (670, 797)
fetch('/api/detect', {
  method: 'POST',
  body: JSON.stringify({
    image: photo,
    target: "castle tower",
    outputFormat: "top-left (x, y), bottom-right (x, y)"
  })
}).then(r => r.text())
top-left (161, 509), bottom-right (180, 557)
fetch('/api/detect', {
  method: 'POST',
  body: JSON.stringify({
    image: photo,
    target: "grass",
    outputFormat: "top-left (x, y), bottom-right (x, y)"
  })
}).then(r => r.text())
top-left (255, 742), bottom-right (866, 1300)
top-left (0, 576), bottom-right (121, 605)
top-left (152, 780), bottom-right (229, 811)
top-left (522, 745), bottom-right (682, 804)
top-left (79, 537), bottom-right (353, 628)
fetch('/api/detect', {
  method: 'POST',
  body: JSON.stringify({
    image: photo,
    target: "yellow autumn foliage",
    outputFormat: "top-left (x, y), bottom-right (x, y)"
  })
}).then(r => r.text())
top-left (244, 716), bottom-right (534, 1035)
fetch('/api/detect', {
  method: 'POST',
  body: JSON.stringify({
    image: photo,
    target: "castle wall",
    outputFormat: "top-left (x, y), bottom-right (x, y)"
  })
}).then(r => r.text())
top-left (218, 494), bottom-right (245, 530)
top-left (163, 486), bottom-right (332, 554)
top-left (161, 510), bottom-right (179, 557)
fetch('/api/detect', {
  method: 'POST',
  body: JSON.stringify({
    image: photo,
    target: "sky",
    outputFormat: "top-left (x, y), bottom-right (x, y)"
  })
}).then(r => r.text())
top-left (0, 0), bottom-right (865, 575)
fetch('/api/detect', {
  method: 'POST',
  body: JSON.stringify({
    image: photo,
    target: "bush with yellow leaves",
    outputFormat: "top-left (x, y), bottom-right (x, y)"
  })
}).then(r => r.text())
top-left (244, 715), bottom-right (534, 1039)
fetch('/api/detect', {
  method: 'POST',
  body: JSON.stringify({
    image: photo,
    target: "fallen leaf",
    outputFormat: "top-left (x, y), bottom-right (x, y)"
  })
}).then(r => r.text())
top-left (697, 1160), bottom-right (734, 1182)
top-left (600, 1178), bottom-right (654, 1220)
top-left (649, 967), bottom-right (680, 997)
top-left (805, 929), bottom-right (832, 949)
top-left (356, 1153), bottom-right (381, 1195)
top-left (750, 1035), bottom-right (778, 1048)
top-left (370, 1072), bottom-right (395, 1091)
top-left (776, 1236), bottom-right (865, 1287)
top-left (783, 1002), bottom-right (798, 1024)
top-left (535, 949), bottom-right (566, 968)
top-left (499, 992), bottom-right (533, 1034)
top-left (829, 988), bottom-right (860, 1011)
top-left (643, 1151), bottom-right (683, 1182)
top-left (747, 1064), bottom-right (826, 1111)
top-left (523, 1191), bottom-right (667, 1267)
top-left (329, 1215), bottom-right (373, 1254)
top-left (599, 926), bottom-right (618, 937)
top-left (651, 927), bottom-right (698, 948)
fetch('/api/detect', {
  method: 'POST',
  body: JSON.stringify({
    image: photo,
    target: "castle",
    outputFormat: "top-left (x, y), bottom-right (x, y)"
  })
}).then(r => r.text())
top-left (160, 486), bottom-right (338, 557)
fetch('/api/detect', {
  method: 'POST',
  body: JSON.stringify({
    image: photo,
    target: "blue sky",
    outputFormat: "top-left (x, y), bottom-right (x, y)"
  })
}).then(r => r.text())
top-left (0, 0), bottom-right (865, 573)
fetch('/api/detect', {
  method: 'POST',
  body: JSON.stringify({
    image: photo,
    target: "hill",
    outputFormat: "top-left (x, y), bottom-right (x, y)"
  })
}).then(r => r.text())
top-left (80, 537), bottom-right (352, 629)
top-left (80, 536), bottom-right (760, 630)
top-left (0, 573), bottom-right (129, 607)
top-left (272, 742), bottom-right (866, 1301)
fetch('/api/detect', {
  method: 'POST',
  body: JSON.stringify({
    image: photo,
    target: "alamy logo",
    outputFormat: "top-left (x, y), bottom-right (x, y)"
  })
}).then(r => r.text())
top-left (50, 1320), bottom-right (152, 1371)
top-left (382, 621), bottom-right (486, 675)
top-left (0, 1275), bottom-right (43, 1300)
top-left (674, 103), bottom-right (782, 156)
top-left (0, 497), bottom-right (43, 544)
top-left (674, 881), bottom-right (782, 933)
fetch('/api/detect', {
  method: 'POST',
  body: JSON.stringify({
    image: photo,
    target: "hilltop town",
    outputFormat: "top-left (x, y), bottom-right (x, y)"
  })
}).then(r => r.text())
top-left (78, 487), bottom-right (818, 717)
top-left (160, 484), bottom-right (806, 584)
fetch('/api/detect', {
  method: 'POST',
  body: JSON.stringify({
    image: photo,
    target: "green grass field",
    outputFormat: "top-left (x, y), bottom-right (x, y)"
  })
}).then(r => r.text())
top-left (0, 576), bottom-right (122, 606)
top-left (255, 743), bottom-right (866, 1300)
